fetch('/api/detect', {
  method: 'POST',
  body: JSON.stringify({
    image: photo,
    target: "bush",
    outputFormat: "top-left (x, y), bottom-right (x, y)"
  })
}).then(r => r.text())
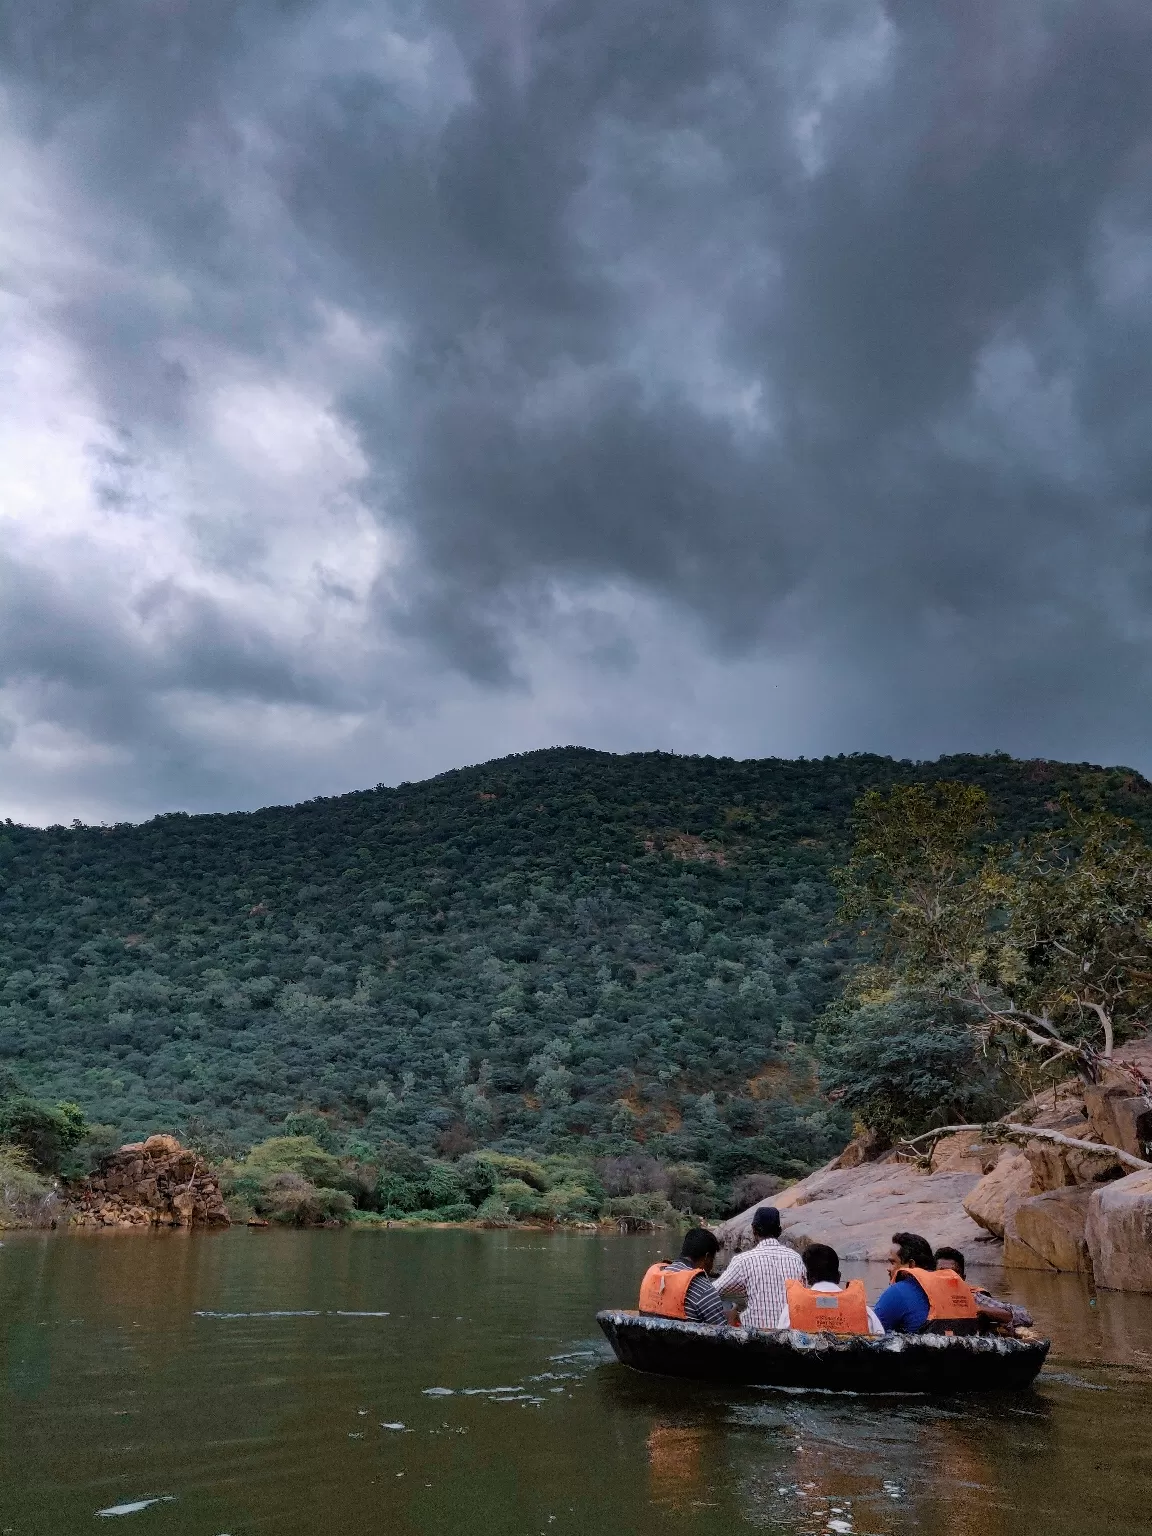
top-left (0, 1095), bottom-right (87, 1174)
top-left (243, 1136), bottom-right (350, 1190)
top-left (498, 1178), bottom-right (546, 1219)
top-left (476, 1195), bottom-right (513, 1227)
top-left (455, 1153), bottom-right (500, 1206)
top-left (725, 1172), bottom-right (785, 1214)
top-left (477, 1152), bottom-right (551, 1191)
top-left (664, 1163), bottom-right (718, 1216)
top-left (820, 990), bottom-right (1012, 1140)
top-left (596, 1155), bottom-right (669, 1197)
top-left (605, 1192), bottom-right (680, 1226)
top-left (542, 1184), bottom-right (599, 1223)
top-left (0, 1144), bottom-right (57, 1228)
top-left (260, 1171), bottom-right (353, 1225)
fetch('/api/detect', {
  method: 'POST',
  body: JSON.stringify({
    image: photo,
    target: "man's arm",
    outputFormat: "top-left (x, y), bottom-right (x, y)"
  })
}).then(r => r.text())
top-left (714, 1252), bottom-right (748, 1297)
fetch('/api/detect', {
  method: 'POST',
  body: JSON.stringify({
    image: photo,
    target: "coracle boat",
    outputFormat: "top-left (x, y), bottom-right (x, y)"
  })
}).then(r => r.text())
top-left (597, 1311), bottom-right (1049, 1394)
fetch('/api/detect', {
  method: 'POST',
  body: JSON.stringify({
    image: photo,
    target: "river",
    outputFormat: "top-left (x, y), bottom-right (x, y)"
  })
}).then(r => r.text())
top-left (2, 1228), bottom-right (1150, 1536)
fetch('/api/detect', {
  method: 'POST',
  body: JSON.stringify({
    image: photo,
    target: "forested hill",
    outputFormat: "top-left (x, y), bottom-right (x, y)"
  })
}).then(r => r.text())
top-left (2, 748), bottom-right (1149, 1180)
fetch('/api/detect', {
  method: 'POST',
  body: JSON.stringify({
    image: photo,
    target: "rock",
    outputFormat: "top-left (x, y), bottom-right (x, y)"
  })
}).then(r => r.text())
top-left (930, 1131), bottom-right (999, 1175)
top-left (1083, 1085), bottom-right (1152, 1162)
top-left (717, 1160), bottom-right (992, 1268)
top-left (830, 1129), bottom-right (890, 1169)
top-left (68, 1136), bottom-right (229, 1229)
top-left (1022, 1119), bottom-right (1120, 1190)
top-left (962, 1148), bottom-right (1034, 1239)
top-left (1005, 1186), bottom-right (1094, 1272)
top-left (1086, 1170), bottom-right (1152, 1292)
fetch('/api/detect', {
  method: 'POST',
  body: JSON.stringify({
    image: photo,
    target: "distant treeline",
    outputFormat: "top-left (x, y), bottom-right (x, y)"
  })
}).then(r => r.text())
top-left (1, 746), bottom-right (1147, 1190)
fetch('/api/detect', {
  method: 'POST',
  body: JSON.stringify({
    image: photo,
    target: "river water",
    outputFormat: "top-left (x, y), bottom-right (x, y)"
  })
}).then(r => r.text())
top-left (2, 1228), bottom-right (1150, 1536)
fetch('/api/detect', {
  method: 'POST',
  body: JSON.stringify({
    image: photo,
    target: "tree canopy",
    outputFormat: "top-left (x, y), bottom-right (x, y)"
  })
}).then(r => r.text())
top-left (2, 747), bottom-right (1149, 1185)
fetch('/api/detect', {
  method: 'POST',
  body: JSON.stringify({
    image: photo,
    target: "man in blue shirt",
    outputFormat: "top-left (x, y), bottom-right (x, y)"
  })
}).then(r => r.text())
top-left (873, 1232), bottom-right (936, 1333)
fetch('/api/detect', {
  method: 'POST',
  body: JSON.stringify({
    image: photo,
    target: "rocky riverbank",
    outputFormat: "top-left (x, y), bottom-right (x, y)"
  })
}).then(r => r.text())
top-left (718, 1039), bottom-right (1152, 1292)
top-left (69, 1135), bottom-right (230, 1228)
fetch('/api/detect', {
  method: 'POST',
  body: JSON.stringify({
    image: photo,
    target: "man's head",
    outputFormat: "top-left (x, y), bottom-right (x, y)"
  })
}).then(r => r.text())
top-left (680, 1225), bottom-right (721, 1275)
top-left (751, 1205), bottom-right (782, 1240)
top-left (888, 1232), bottom-right (936, 1277)
top-left (802, 1243), bottom-right (841, 1287)
top-left (933, 1246), bottom-right (966, 1278)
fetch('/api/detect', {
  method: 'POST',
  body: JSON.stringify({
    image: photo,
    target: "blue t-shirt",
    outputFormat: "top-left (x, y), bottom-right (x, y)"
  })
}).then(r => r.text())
top-left (873, 1276), bottom-right (931, 1333)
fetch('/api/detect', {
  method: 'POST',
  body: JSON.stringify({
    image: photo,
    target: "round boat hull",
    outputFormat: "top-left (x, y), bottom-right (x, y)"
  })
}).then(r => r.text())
top-left (597, 1311), bottom-right (1049, 1394)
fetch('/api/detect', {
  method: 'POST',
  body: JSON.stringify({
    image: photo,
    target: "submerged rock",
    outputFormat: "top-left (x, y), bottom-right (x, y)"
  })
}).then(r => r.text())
top-left (70, 1137), bottom-right (229, 1229)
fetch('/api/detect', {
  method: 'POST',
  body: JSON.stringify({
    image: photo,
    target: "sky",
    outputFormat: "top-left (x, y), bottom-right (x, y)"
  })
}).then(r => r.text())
top-left (3, 1), bottom-right (1152, 825)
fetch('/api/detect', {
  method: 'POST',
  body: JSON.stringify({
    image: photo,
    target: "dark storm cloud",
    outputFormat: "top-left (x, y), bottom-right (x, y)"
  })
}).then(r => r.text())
top-left (3, 0), bottom-right (1152, 819)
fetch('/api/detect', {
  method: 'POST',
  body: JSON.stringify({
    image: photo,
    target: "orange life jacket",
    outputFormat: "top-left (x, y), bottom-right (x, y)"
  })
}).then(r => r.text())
top-left (638, 1263), bottom-right (703, 1320)
top-left (895, 1267), bottom-right (978, 1329)
top-left (784, 1278), bottom-right (870, 1335)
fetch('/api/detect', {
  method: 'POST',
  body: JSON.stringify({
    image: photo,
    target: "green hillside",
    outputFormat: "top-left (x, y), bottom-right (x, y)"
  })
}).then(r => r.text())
top-left (2, 747), bottom-right (1148, 1183)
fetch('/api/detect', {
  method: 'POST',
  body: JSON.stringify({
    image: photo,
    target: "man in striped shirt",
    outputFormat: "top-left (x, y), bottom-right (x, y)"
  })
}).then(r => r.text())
top-left (664, 1226), bottom-right (732, 1326)
top-left (715, 1205), bottom-right (806, 1329)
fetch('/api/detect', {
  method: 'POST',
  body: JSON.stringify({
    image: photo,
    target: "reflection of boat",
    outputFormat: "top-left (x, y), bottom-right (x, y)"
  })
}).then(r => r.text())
top-left (597, 1311), bottom-right (1049, 1394)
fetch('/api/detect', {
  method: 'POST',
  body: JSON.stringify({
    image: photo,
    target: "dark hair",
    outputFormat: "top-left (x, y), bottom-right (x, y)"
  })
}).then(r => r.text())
top-left (680, 1226), bottom-right (720, 1264)
top-left (802, 1243), bottom-right (841, 1286)
top-left (751, 1205), bottom-right (782, 1238)
top-left (933, 1246), bottom-right (966, 1278)
top-left (892, 1232), bottom-right (936, 1270)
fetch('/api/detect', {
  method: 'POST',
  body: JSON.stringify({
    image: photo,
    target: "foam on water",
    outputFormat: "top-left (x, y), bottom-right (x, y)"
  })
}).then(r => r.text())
top-left (96, 1496), bottom-right (176, 1517)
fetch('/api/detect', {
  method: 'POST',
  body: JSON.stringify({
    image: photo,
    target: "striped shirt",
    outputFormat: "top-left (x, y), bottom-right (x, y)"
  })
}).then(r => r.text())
top-left (716, 1238), bottom-right (807, 1330)
top-left (666, 1259), bottom-right (729, 1326)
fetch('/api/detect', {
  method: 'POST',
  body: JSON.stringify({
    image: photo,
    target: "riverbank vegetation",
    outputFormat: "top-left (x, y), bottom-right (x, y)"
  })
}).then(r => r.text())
top-left (2, 749), bottom-right (1149, 1207)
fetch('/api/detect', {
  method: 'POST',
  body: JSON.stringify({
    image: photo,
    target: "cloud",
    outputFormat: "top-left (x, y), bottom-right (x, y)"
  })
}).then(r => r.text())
top-left (2, 0), bottom-right (1152, 822)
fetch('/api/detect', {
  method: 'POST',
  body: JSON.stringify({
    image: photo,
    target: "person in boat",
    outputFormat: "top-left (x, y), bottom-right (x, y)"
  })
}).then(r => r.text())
top-left (638, 1227), bottom-right (736, 1325)
top-left (873, 1231), bottom-right (979, 1335)
top-left (775, 1242), bottom-right (885, 1334)
top-left (933, 1246), bottom-right (1033, 1332)
top-left (713, 1205), bottom-right (806, 1329)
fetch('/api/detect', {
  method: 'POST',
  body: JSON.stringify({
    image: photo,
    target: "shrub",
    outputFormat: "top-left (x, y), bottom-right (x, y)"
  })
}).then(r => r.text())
top-left (0, 1144), bottom-right (57, 1228)
top-left (477, 1152), bottom-right (551, 1191)
top-left (542, 1184), bottom-right (599, 1223)
top-left (726, 1172), bottom-right (785, 1214)
top-left (595, 1155), bottom-right (670, 1197)
top-left (820, 991), bottom-right (1012, 1140)
top-left (260, 1171), bottom-right (353, 1225)
top-left (0, 1096), bottom-right (87, 1174)
top-left (498, 1178), bottom-right (547, 1219)
top-left (664, 1163), bottom-right (718, 1216)
top-left (243, 1136), bottom-right (350, 1190)
top-left (605, 1192), bottom-right (680, 1226)
top-left (455, 1153), bottom-right (500, 1206)
top-left (476, 1195), bottom-right (513, 1227)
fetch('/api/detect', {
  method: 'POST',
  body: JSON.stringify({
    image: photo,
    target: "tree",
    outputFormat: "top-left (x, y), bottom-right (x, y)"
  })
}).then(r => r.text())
top-left (838, 785), bottom-right (1152, 1086)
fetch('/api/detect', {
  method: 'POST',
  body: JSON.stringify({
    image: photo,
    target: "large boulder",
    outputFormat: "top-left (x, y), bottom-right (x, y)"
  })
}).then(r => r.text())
top-left (70, 1137), bottom-right (229, 1228)
top-left (1086, 1170), bottom-right (1152, 1292)
top-left (1083, 1085), bottom-right (1152, 1163)
top-left (717, 1160), bottom-right (993, 1268)
top-left (930, 1131), bottom-right (1000, 1175)
top-left (962, 1148), bottom-right (1034, 1239)
top-left (1004, 1186), bottom-right (1094, 1272)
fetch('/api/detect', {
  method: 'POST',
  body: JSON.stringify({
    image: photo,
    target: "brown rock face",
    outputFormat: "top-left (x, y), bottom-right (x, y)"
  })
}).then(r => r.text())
top-left (1086, 1170), bottom-right (1152, 1292)
top-left (1005, 1186), bottom-right (1094, 1273)
top-left (962, 1148), bottom-right (1034, 1239)
top-left (930, 1131), bottom-right (1000, 1175)
top-left (70, 1138), bottom-right (229, 1229)
top-left (1083, 1085), bottom-right (1152, 1162)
